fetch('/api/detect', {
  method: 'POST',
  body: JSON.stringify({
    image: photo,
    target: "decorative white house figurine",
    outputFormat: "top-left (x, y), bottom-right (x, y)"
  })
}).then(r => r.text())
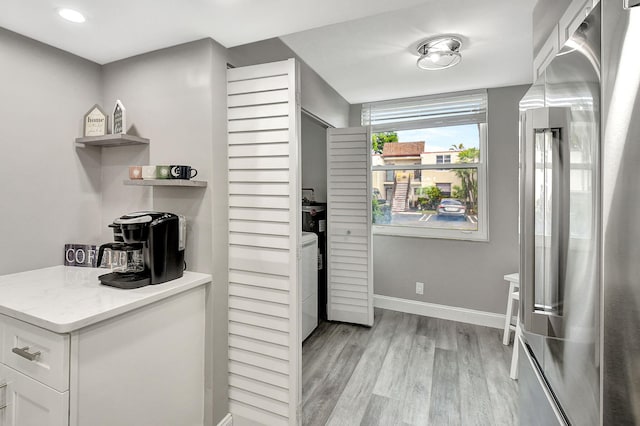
top-left (112, 99), bottom-right (126, 134)
top-left (83, 104), bottom-right (108, 137)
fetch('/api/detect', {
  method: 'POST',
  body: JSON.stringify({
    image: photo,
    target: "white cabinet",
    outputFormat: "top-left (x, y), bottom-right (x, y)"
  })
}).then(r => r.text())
top-left (2, 316), bottom-right (69, 392)
top-left (558, 0), bottom-right (599, 47)
top-left (301, 232), bottom-right (318, 341)
top-left (0, 365), bottom-right (68, 426)
top-left (69, 286), bottom-right (205, 426)
top-left (533, 24), bottom-right (559, 81)
top-left (559, 0), bottom-right (594, 46)
top-left (0, 285), bottom-right (206, 426)
top-left (532, 0), bottom-right (599, 80)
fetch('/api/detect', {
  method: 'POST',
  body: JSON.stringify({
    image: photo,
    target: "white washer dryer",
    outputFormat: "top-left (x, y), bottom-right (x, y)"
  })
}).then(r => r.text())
top-left (301, 232), bottom-right (318, 341)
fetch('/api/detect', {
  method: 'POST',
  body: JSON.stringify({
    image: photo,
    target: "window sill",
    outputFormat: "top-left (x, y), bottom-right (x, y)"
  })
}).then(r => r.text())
top-left (372, 224), bottom-right (489, 242)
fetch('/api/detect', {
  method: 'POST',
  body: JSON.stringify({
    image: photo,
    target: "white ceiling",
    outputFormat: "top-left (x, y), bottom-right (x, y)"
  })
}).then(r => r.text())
top-left (0, 0), bottom-right (536, 104)
top-left (0, 0), bottom-right (428, 64)
top-left (281, 0), bottom-right (536, 104)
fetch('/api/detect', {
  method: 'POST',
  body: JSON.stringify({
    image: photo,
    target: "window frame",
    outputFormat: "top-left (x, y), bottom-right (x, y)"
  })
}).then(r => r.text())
top-left (370, 123), bottom-right (489, 242)
top-left (436, 154), bottom-right (451, 164)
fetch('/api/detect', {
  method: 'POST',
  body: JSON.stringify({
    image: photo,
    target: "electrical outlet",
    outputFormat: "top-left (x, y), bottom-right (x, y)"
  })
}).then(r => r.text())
top-left (416, 281), bottom-right (424, 295)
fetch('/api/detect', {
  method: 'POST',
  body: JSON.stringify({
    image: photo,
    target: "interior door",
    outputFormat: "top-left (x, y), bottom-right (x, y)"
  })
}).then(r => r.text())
top-left (326, 127), bottom-right (373, 326)
top-left (227, 59), bottom-right (301, 426)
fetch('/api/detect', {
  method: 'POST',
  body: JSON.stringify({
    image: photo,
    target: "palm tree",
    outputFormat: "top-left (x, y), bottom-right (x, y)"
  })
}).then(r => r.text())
top-left (452, 146), bottom-right (479, 212)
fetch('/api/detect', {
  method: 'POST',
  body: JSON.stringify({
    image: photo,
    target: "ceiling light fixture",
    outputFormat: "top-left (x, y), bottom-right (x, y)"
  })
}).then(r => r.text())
top-left (416, 36), bottom-right (462, 70)
top-left (58, 8), bottom-right (86, 23)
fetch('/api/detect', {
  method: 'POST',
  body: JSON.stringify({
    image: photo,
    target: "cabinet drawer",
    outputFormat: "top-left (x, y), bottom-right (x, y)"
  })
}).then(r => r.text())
top-left (1, 316), bottom-right (69, 392)
top-left (1, 364), bottom-right (69, 426)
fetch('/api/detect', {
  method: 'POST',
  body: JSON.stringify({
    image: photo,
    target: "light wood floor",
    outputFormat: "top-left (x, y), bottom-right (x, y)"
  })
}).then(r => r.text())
top-left (302, 308), bottom-right (518, 426)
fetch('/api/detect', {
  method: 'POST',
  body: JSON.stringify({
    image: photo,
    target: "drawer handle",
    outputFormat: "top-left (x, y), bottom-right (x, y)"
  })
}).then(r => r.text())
top-left (0, 403), bottom-right (6, 410)
top-left (12, 346), bottom-right (41, 361)
top-left (0, 383), bottom-right (5, 389)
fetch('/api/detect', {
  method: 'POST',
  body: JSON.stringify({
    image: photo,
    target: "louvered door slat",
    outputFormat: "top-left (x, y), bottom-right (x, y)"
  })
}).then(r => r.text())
top-left (227, 58), bottom-right (300, 426)
top-left (326, 127), bottom-right (373, 326)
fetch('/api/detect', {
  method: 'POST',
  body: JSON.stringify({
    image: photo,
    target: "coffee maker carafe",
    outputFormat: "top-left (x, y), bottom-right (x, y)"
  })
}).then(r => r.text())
top-left (98, 211), bottom-right (185, 289)
top-left (97, 242), bottom-right (144, 273)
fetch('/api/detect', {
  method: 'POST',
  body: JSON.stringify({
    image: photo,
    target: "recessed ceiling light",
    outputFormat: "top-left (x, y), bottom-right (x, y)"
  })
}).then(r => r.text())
top-left (58, 8), bottom-right (86, 23)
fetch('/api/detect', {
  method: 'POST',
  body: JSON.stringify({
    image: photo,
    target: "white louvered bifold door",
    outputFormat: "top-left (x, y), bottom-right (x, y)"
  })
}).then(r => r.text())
top-left (327, 127), bottom-right (373, 326)
top-left (227, 58), bottom-right (301, 426)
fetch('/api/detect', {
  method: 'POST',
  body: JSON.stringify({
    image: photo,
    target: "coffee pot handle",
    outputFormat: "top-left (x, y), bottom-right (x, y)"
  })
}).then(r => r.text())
top-left (97, 243), bottom-right (115, 268)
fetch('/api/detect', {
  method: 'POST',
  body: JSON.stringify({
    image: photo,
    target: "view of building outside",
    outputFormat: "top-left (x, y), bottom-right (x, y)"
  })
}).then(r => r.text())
top-left (372, 124), bottom-right (480, 231)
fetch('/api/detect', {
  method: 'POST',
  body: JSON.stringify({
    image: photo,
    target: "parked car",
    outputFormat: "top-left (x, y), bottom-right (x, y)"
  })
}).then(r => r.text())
top-left (436, 198), bottom-right (466, 218)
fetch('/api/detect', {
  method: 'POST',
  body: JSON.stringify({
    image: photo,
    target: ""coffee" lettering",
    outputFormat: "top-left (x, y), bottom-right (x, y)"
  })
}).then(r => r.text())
top-left (65, 248), bottom-right (96, 265)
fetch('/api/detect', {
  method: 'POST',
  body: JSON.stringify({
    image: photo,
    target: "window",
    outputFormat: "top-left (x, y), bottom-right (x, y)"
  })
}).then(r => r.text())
top-left (364, 90), bottom-right (488, 241)
top-left (436, 182), bottom-right (452, 197)
top-left (385, 169), bottom-right (394, 182)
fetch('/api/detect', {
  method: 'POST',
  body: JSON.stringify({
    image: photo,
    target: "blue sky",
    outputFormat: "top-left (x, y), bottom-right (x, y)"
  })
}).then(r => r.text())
top-left (396, 124), bottom-right (479, 152)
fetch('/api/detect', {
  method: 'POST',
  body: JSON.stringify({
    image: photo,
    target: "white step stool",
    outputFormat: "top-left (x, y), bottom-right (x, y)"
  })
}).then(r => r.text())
top-left (502, 273), bottom-right (520, 379)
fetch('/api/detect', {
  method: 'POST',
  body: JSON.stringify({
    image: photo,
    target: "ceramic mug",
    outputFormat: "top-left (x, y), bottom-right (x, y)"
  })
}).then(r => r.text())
top-left (129, 166), bottom-right (142, 180)
top-left (156, 165), bottom-right (171, 179)
top-left (170, 165), bottom-right (198, 180)
top-left (141, 165), bottom-right (158, 179)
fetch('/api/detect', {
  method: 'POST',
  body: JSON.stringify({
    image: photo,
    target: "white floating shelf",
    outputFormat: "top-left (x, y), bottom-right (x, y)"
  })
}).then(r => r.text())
top-left (123, 179), bottom-right (207, 188)
top-left (75, 134), bottom-right (150, 147)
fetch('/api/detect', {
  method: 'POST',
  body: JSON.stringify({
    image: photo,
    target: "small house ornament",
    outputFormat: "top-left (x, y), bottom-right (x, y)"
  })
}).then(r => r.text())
top-left (112, 100), bottom-right (126, 134)
top-left (83, 104), bottom-right (108, 137)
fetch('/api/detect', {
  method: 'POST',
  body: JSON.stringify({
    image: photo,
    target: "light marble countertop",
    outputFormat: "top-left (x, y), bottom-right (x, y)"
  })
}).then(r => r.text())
top-left (0, 265), bottom-right (212, 333)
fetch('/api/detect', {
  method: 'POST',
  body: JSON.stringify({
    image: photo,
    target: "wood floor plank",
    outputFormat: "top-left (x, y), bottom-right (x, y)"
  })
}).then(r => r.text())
top-left (428, 348), bottom-right (461, 426)
top-left (419, 316), bottom-right (459, 350)
top-left (302, 323), bottom-right (375, 426)
top-left (372, 313), bottom-right (418, 398)
top-left (325, 309), bottom-right (403, 426)
top-left (400, 331), bottom-right (436, 425)
top-left (435, 318), bottom-right (459, 350)
top-left (415, 314), bottom-right (433, 338)
top-left (456, 322), bottom-right (496, 425)
top-left (303, 323), bottom-right (357, 405)
top-left (302, 310), bottom-right (517, 426)
top-left (302, 320), bottom-right (332, 356)
top-left (360, 394), bottom-right (402, 426)
top-left (476, 326), bottom-right (518, 426)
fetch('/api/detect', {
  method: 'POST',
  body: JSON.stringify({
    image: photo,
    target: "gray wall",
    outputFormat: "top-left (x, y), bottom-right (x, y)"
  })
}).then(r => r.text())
top-left (0, 28), bottom-right (103, 275)
top-left (101, 39), bottom-right (215, 273)
top-left (100, 39), bottom-right (229, 425)
top-left (0, 31), bottom-right (229, 424)
top-left (228, 38), bottom-right (350, 128)
top-left (373, 85), bottom-right (528, 314)
top-left (301, 113), bottom-right (328, 203)
top-left (349, 103), bottom-right (363, 127)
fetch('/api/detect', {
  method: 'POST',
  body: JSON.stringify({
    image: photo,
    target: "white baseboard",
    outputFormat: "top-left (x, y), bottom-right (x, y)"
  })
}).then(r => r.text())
top-left (374, 294), bottom-right (505, 329)
top-left (216, 413), bottom-right (232, 426)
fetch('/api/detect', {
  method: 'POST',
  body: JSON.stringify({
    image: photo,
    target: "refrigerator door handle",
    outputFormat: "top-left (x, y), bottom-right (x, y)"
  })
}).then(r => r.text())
top-left (521, 107), bottom-right (570, 338)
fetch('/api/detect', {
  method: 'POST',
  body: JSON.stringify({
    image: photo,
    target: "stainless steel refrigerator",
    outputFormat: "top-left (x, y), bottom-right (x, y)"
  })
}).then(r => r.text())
top-left (519, 1), bottom-right (640, 424)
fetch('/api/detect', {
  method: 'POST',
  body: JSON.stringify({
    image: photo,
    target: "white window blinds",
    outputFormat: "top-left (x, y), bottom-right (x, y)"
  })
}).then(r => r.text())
top-left (361, 89), bottom-right (487, 132)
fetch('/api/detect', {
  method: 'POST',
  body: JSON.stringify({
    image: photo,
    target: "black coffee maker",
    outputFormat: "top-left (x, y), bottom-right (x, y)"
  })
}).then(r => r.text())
top-left (97, 211), bottom-right (185, 289)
